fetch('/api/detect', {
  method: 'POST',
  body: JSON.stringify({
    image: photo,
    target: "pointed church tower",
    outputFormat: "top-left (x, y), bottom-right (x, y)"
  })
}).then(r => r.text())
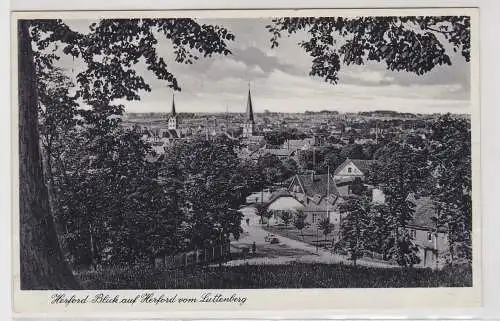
top-left (168, 93), bottom-right (178, 130)
top-left (242, 84), bottom-right (255, 138)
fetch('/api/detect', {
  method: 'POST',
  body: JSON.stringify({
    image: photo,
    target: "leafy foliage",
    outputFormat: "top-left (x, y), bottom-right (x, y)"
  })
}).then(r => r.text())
top-left (264, 128), bottom-right (308, 146)
top-left (31, 18), bottom-right (234, 115)
top-left (428, 115), bottom-right (472, 263)
top-left (159, 136), bottom-right (249, 250)
top-left (28, 18), bottom-right (237, 270)
top-left (280, 211), bottom-right (293, 228)
top-left (51, 125), bottom-right (174, 267)
top-left (338, 195), bottom-right (371, 266)
top-left (256, 153), bottom-right (296, 185)
top-left (366, 134), bottom-right (430, 267)
top-left (317, 218), bottom-right (333, 243)
top-left (256, 204), bottom-right (273, 227)
top-left (293, 209), bottom-right (309, 239)
top-left (266, 16), bottom-right (470, 84)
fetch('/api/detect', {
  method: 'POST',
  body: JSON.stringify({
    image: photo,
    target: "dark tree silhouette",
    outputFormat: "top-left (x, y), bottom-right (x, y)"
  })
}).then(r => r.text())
top-left (266, 16), bottom-right (470, 84)
top-left (18, 20), bottom-right (80, 290)
top-left (18, 18), bottom-right (234, 289)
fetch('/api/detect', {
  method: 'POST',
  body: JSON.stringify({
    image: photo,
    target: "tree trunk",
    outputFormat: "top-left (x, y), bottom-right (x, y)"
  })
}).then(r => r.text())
top-left (18, 20), bottom-right (80, 289)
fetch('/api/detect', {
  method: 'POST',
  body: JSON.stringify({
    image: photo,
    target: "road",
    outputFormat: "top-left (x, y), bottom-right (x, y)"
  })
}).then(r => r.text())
top-left (224, 206), bottom-right (397, 268)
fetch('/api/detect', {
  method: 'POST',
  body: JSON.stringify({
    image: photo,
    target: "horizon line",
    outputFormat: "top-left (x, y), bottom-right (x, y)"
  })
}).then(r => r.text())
top-left (122, 109), bottom-right (471, 116)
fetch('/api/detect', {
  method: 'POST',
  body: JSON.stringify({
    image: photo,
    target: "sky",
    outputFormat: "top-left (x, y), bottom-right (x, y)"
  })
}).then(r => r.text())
top-left (59, 18), bottom-right (471, 114)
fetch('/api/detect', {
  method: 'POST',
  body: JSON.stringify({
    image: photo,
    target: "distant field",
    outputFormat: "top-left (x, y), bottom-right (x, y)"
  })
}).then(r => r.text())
top-left (77, 263), bottom-right (472, 289)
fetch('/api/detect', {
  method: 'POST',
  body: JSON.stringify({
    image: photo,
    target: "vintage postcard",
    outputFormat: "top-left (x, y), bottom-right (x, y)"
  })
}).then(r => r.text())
top-left (11, 8), bottom-right (480, 317)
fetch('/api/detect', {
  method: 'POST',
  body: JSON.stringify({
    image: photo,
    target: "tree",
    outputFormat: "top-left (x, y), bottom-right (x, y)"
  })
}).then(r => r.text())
top-left (256, 204), bottom-right (273, 227)
top-left (264, 128), bottom-right (308, 146)
top-left (349, 177), bottom-right (366, 196)
top-left (18, 20), bottom-right (80, 290)
top-left (266, 16), bottom-right (470, 84)
top-left (338, 195), bottom-right (371, 266)
top-left (36, 67), bottom-right (79, 259)
top-left (52, 125), bottom-right (176, 268)
top-left (429, 114), bottom-right (472, 264)
top-left (282, 158), bottom-right (299, 180)
top-left (339, 144), bottom-right (366, 161)
top-left (19, 18), bottom-right (234, 289)
top-left (368, 134), bottom-right (429, 267)
top-left (365, 203), bottom-right (393, 260)
top-left (280, 211), bottom-right (293, 229)
top-left (317, 218), bottom-right (333, 246)
top-left (320, 147), bottom-right (342, 173)
top-left (256, 153), bottom-right (288, 185)
top-left (159, 137), bottom-right (247, 250)
top-left (293, 209), bottom-right (309, 240)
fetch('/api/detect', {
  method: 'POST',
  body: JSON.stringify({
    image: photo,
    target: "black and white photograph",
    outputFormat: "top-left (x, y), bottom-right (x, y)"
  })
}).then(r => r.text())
top-left (13, 9), bottom-right (479, 304)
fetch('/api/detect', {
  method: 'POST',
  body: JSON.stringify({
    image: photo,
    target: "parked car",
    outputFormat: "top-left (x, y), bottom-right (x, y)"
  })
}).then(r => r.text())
top-left (270, 237), bottom-right (280, 244)
top-left (264, 234), bottom-right (275, 242)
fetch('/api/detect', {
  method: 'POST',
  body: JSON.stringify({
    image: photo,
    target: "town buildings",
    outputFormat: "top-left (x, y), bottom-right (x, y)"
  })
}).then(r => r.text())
top-left (259, 159), bottom-right (449, 269)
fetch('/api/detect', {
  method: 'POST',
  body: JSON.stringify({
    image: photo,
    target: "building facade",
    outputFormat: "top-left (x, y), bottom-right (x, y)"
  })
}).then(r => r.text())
top-left (333, 158), bottom-right (376, 182)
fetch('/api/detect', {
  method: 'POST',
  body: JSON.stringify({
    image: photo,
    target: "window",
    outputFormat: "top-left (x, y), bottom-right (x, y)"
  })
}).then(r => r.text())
top-left (312, 214), bottom-right (317, 223)
top-left (347, 167), bottom-right (352, 173)
top-left (410, 229), bottom-right (416, 238)
top-left (427, 231), bottom-right (433, 242)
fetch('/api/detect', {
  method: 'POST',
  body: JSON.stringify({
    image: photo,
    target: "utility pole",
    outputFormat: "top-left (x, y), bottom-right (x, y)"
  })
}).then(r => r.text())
top-left (312, 146), bottom-right (316, 171)
top-left (226, 105), bottom-right (229, 133)
top-left (205, 117), bottom-right (209, 140)
top-left (327, 165), bottom-right (330, 222)
top-left (316, 227), bottom-right (318, 253)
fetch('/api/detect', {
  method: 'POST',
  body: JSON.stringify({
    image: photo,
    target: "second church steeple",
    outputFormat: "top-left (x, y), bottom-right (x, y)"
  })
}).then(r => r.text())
top-left (242, 84), bottom-right (255, 138)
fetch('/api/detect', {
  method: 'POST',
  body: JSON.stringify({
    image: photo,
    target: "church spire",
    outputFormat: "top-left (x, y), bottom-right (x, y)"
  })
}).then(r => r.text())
top-left (168, 93), bottom-right (178, 131)
top-left (171, 93), bottom-right (176, 116)
top-left (246, 83), bottom-right (254, 123)
top-left (242, 83), bottom-right (255, 138)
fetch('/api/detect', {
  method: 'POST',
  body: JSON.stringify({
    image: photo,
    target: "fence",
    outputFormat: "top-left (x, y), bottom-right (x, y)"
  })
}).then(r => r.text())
top-left (154, 242), bottom-right (231, 269)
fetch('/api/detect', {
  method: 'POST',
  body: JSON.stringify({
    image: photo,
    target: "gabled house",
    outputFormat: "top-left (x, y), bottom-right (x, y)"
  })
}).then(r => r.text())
top-left (261, 190), bottom-right (305, 225)
top-left (334, 158), bottom-right (376, 182)
top-left (407, 197), bottom-right (449, 269)
top-left (287, 172), bottom-right (343, 224)
top-left (258, 172), bottom-right (344, 226)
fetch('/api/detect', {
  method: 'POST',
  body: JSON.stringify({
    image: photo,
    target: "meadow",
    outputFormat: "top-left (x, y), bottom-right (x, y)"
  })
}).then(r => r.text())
top-left (76, 262), bottom-right (472, 289)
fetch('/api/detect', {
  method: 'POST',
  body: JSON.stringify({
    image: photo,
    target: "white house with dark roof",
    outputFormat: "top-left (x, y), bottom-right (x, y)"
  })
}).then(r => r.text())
top-left (334, 158), bottom-right (376, 182)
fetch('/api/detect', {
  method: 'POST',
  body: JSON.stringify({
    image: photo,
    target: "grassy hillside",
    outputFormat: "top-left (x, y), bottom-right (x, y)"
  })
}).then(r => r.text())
top-left (77, 263), bottom-right (472, 290)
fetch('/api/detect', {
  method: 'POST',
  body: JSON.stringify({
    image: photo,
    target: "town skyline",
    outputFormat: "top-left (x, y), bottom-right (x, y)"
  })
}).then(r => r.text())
top-left (121, 89), bottom-right (471, 116)
top-left (59, 18), bottom-right (471, 115)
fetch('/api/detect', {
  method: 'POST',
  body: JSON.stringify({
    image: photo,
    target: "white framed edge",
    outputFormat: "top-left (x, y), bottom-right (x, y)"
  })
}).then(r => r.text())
top-left (9, 7), bottom-right (483, 319)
